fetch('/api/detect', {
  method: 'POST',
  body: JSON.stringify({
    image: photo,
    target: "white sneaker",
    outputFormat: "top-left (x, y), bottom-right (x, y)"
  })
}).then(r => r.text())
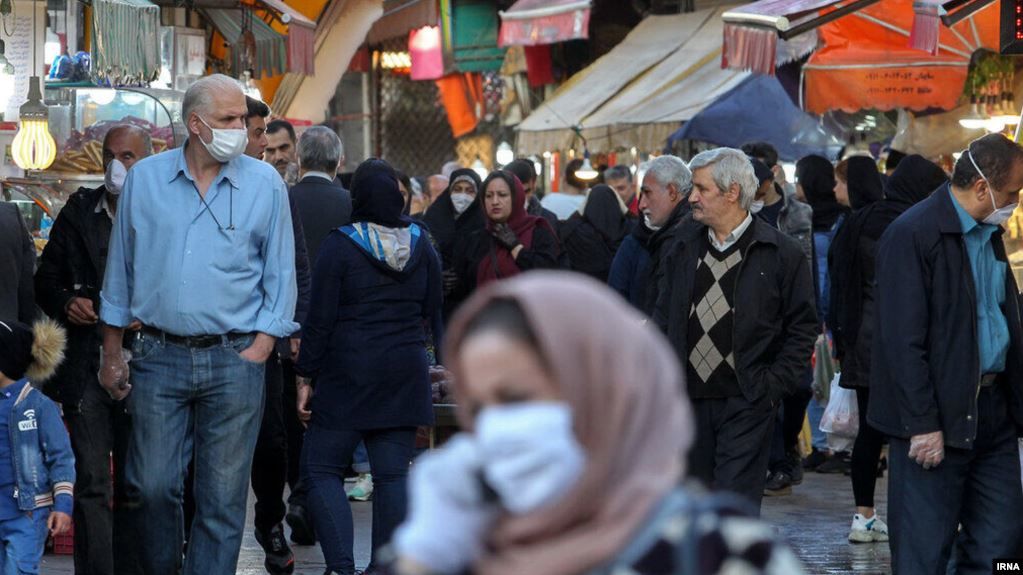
top-left (848, 513), bottom-right (889, 543)
top-left (347, 473), bottom-right (373, 501)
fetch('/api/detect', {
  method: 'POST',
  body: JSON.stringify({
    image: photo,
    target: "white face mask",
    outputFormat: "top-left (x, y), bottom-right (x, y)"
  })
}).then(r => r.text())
top-left (750, 200), bottom-right (765, 214)
top-left (476, 402), bottom-right (586, 515)
top-left (968, 150), bottom-right (1017, 226)
top-left (104, 159), bottom-right (127, 196)
top-left (451, 192), bottom-right (475, 216)
top-left (197, 116), bottom-right (247, 163)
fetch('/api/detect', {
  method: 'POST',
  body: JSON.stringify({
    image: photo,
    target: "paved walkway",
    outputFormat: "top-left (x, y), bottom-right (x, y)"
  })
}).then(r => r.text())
top-left (39, 471), bottom-right (891, 574)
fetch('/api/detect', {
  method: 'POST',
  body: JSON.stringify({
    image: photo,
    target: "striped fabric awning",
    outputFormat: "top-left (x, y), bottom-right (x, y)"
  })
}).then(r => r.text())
top-left (91, 0), bottom-right (161, 84)
top-left (204, 8), bottom-right (288, 79)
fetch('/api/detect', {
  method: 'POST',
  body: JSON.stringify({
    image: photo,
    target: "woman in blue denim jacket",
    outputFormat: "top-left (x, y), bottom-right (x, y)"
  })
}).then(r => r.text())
top-left (0, 318), bottom-right (74, 575)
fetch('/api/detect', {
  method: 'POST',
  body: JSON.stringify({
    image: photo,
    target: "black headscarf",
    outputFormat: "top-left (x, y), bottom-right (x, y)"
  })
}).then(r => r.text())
top-left (827, 154), bottom-right (947, 359)
top-left (845, 156), bottom-right (883, 210)
top-left (797, 155), bottom-right (847, 232)
top-left (422, 168), bottom-right (485, 267)
top-left (350, 158), bottom-right (410, 228)
top-left (583, 185), bottom-right (630, 246)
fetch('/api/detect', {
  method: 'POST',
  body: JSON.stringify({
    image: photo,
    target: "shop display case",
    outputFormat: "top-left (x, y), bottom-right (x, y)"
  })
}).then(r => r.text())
top-left (43, 86), bottom-right (184, 175)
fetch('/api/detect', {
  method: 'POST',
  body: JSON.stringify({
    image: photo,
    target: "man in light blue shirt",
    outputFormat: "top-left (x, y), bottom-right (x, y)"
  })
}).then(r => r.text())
top-left (98, 74), bottom-right (297, 575)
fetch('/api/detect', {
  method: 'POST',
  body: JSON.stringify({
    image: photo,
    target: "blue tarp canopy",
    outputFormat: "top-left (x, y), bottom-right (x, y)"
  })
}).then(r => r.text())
top-left (668, 74), bottom-right (842, 161)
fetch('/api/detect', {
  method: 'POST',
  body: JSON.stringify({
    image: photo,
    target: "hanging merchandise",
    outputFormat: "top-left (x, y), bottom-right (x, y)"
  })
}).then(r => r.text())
top-left (436, 72), bottom-right (482, 138)
top-left (204, 8), bottom-right (287, 79)
top-left (91, 0), bottom-right (160, 85)
top-left (522, 45), bottom-right (553, 87)
top-left (410, 26), bottom-right (444, 81)
top-left (442, 0), bottom-right (506, 73)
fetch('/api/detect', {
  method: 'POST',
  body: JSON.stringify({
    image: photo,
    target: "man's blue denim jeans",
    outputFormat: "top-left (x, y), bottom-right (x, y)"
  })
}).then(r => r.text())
top-left (301, 426), bottom-right (415, 574)
top-left (125, 332), bottom-right (265, 575)
top-left (0, 507), bottom-right (49, 574)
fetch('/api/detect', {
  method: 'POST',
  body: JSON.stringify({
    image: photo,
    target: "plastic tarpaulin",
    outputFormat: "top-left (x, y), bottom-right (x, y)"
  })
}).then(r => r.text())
top-left (668, 74), bottom-right (841, 161)
top-left (803, 0), bottom-right (997, 113)
top-left (91, 0), bottom-right (161, 84)
top-left (205, 8), bottom-right (288, 79)
top-left (517, 7), bottom-right (742, 154)
top-left (498, 0), bottom-right (591, 47)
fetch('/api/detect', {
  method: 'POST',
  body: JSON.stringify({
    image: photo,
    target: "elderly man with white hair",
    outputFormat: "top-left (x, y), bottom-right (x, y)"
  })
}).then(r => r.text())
top-left (98, 73), bottom-right (298, 573)
top-left (652, 147), bottom-right (817, 512)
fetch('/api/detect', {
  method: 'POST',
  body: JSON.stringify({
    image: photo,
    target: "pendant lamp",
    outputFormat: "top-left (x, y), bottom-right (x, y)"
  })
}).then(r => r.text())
top-left (12, 76), bottom-right (56, 170)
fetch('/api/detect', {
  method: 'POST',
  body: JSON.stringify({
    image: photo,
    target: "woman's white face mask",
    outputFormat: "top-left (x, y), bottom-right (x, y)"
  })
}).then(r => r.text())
top-left (475, 402), bottom-right (586, 515)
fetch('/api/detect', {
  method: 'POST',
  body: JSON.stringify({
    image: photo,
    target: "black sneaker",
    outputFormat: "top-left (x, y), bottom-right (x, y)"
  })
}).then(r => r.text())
top-left (255, 524), bottom-right (295, 575)
top-left (285, 504), bottom-right (316, 546)
top-left (764, 471), bottom-right (793, 496)
top-left (816, 451), bottom-right (851, 474)
top-left (787, 450), bottom-right (804, 485)
top-left (802, 447), bottom-right (828, 470)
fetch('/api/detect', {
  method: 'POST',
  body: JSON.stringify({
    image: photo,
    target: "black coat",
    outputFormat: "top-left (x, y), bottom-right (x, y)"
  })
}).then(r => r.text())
top-left (0, 202), bottom-right (35, 325)
top-left (560, 185), bottom-right (632, 281)
top-left (653, 216), bottom-right (818, 403)
top-left (451, 224), bottom-right (561, 303)
top-left (641, 201), bottom-right (690, 315)
top-left (422, 189), bottom-right (486, 319)
top-left (290, 175), bottom-right (353, 264)
top-left (869, 184), bottom-right (1023, 447)
top-left (295, 226), bottom-right (442, 430)
top-left (34, 187), bottom-right (114, 405)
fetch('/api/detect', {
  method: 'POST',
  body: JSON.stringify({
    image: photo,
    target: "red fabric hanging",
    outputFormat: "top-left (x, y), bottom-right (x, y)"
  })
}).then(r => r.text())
top-left (523, 44), bottom-right (554, 87)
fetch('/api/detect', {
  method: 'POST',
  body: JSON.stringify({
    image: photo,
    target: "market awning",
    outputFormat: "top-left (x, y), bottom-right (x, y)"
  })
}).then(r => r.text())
top-left (722, 0), bottom-right (881, 74)
top-left (668, 74), bottom-right (841, 160)
top-left (205, 8), bottom-right (288, 79)
top-left (257, 0), bottom-right (317, 75)
top-left (498, 0), bottom-right (591, 47)
top-left (277, 0), bottom-right (384, 122)
top-left (803, 0), bottom-right (997, 113)
top-left (368, 0), bottom-right (439, 44)
top-left (91, 0), bottom-right (161, 84)
top-left (517, 6), bottom-right (746, 154)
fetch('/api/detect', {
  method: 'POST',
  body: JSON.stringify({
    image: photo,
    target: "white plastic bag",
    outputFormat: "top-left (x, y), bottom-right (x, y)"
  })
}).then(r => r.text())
top-left (819, 373), bottom-right (859, 438)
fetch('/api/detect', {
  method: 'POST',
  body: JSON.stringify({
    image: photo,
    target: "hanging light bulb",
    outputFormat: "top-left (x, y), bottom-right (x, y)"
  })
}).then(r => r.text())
top-left (574, 149), bottom-right (599, 181)
top-left (12, 77), bottom-right (56, 171)
top-left (495, 141), bottom-right (514, 166)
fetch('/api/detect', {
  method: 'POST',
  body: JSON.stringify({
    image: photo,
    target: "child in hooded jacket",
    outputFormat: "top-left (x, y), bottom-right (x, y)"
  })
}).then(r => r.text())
top-left (0, 318), bottom-right (74, 575)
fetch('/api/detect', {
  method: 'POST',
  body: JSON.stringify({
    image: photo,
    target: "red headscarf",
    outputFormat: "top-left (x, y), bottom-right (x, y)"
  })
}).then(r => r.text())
top-left (476, 171), bottom-right (553, 285)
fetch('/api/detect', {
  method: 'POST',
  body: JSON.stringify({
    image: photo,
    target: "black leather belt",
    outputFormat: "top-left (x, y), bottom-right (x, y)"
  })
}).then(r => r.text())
top-left (141, 327), bottom-right (253, 349)
top-left (980, 373), bottom-right (1000, 387)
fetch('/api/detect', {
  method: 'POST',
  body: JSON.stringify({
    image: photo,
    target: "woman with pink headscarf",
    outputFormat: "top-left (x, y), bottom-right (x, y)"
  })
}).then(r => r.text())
top-left (384, 272), bottom-right (805, 575)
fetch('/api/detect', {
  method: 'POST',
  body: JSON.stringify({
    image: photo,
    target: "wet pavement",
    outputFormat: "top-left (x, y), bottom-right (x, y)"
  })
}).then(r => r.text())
top-left (41, 471), bottom-right (891, 574)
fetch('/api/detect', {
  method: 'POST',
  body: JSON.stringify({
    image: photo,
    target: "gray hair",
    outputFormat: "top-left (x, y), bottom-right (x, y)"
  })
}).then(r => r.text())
top-left (643, 155), bottom-right (692, 195)
top-left (104, 124), bottom-right (153, 156)
top-left (688, 148), bottom-right (759, 210)
top-left (297, 126), bottom-right (343, 174)
top-left (604, 164), bottom-right (632, 183)
top-left (182, 74), bottom-right (243, 124)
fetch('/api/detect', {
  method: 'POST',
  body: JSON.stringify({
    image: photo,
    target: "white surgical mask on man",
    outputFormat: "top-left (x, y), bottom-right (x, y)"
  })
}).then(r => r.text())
top-left (104, 159), bottom-right (128, 196)
top-left (967, 149), bottom-right (1017, 226)
top-left (750, 200), bottom-right (765, 214)
top-left (197, 116), bottom-right (247, 163)
top-left (475, 402), bottom-right (585, 515)
top-left (451, 192), bottom-right (475, 216)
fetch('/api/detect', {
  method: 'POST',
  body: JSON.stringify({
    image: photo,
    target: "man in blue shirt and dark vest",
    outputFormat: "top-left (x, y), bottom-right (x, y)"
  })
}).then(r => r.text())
top-left (98, 74), bottom-right (298, 575)
top-left (871, 133), bottom-right (1023, 573)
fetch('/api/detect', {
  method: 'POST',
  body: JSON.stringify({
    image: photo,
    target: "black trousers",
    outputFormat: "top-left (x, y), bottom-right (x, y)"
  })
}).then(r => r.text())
top-left (888, 385), bottom-right (1023, 575)
top-left (252, 352), bottom-right (288, 532)
top-left (65, 381), bottom-right (142, 575)
top-left (281, 357), bottom-right (307, 506)
top-left (850, 387), bottom-right (886, 508)
top-left (688, 395), bottom-right (777, 513)
top-left (769, 368), bottom-right (813, 472)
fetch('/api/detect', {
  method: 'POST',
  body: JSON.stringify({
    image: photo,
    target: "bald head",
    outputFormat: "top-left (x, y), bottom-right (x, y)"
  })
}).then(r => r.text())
top-left (103, 124), bottom-right (153, 172)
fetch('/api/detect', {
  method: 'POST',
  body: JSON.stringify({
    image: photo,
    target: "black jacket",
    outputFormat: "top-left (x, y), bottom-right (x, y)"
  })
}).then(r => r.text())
top-left (653, 216), bottom-right (818, 403)
top-left (0, 202), bottom-right (35, 324)
top-left (290, 175), bottom-right (353, 264)
top-left (869, 185), bottom-right (1023, 447)
top-left (641, 201), bottom-right (690, 315)
top-left (34, 187), bottom-right (114, 405)
top-left (451, 224), bottom-right (561, 303)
